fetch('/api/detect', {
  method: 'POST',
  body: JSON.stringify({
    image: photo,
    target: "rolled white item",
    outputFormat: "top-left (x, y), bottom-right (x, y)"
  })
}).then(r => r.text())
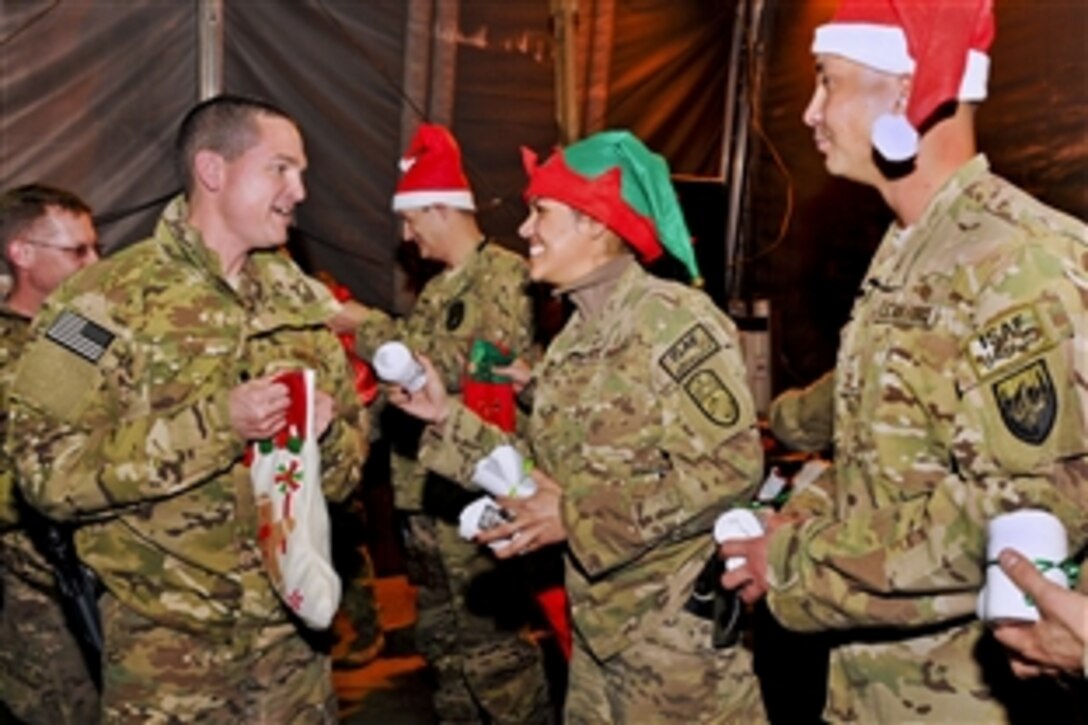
top-left (713, 508), bottom-right (765, 571)
top-left (373, 341), bottom-right (427, 392)
top-left (472, 445), bottom-right (537, 498)
top-left (979, 509), bottom-right (1069, 622)
top-left (756, 468), bottom-right (788, 503)
top-left (458, 496), bottom-right (515, 550)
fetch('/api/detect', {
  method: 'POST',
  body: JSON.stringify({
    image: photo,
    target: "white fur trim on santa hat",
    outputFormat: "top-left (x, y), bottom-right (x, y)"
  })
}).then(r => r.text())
top-left (392, 189), bottom-right (476, 212)
top-left (813, 23), bottom-right (915, 75)
top-left (871, 113), bottom-right (919, 162)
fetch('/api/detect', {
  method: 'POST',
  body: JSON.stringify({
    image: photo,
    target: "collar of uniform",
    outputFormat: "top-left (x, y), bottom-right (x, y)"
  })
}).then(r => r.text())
top-left (867, 154), bottom-right (990, 290)
top-left (155, 194), bottom-right (235, 292)
top-left (0, 300), bottom-right (29, 322)
top-left (557, 252), bottom-right (635, 319)
top-left (548, 255), bottom-right (642, 360)
top-left (433, 238), bottom-right (491, 302)
top-left (154, 195), bottom-right (338, 331)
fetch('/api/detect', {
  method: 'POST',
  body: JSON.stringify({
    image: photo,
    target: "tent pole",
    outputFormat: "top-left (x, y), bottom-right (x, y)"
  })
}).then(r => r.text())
top-left (550, 0), bottom-right (581, 144)
top-left (198, 0), bottom-right (224, 100)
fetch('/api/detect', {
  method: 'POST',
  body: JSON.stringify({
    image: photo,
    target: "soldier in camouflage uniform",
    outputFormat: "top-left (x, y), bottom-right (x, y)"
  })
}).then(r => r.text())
top-left (0, 184), bottom-right (101, 723)
top-left (5, 96), bottom-right (368, 723)
top-left (391, 131), bottom-right (767, 723)
top-left (721, 1), bottom-right (1088, 720)
top-left (332, 123), bottom-right (551, 724)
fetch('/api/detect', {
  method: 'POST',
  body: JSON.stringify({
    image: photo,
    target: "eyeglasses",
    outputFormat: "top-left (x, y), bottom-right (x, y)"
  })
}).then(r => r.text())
top-left (24, 238), bottom-right (100, 260)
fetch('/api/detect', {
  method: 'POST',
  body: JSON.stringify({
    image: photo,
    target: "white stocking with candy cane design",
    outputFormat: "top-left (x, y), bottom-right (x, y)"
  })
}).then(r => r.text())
top-left (249, 368), bottom-right (341, 629)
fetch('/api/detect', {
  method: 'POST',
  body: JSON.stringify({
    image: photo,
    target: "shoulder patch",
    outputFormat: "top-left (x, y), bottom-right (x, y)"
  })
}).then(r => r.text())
top-left (967, 304), bottom-right (1052, 380)
top-left (45, 310), bottom-right (114, 364)
top-left (684, 369), bottom-right (739, 427)
top-left (659, 323), bottom-right (721, 383)
top-left (992, 360), bottom-right (1056, 445)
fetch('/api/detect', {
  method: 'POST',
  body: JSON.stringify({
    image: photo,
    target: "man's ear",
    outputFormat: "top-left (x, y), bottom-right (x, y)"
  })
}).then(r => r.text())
top-left (193, 149), bottom-right (225, 192)
top-left (6, 238), bottom-right (33, 271)
top-left (895, 74), bottom-right (913, 114)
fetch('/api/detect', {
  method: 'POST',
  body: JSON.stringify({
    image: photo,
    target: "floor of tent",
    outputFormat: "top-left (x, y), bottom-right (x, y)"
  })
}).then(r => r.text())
top-left (333, 575), bottom-right (436, 724)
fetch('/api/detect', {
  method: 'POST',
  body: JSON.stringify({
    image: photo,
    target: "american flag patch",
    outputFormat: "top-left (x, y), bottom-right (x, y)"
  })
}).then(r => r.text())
top-left (45, 310), bottom-right (114, 364)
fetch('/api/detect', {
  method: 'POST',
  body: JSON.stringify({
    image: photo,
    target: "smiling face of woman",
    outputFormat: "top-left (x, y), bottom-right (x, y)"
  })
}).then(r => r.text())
top-left (518, 198), bottom-right (616, 287)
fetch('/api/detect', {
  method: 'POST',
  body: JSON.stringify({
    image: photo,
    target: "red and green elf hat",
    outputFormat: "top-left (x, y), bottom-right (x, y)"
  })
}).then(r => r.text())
top-left (521, 130), bottom-right (701, 283)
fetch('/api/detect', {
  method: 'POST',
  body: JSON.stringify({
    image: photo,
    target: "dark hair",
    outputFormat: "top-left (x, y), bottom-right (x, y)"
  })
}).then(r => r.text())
top-left (175, 94), bottom-right (296, 196)
top-left (0, 184), bottom-right (92, 247)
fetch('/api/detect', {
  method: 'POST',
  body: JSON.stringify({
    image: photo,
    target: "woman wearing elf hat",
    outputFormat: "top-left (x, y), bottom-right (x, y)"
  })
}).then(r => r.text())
top-left (391, 130), bottom-right (767, 722)
top-left (718, 0), bottom-right (1088, 721)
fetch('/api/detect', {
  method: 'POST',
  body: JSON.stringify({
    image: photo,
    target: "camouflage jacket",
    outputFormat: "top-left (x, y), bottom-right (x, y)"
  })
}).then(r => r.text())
top-left (5, 196), bottom-right (368, 637)
top-left (767, 369), bottom-right (834, 453)
top-left (0, 304), bottom-right (53, 589)
top-left (766, 156), bottom-right (1088, 720)
top-left (354, 241), bottom-right (532, 509)
top-left (421, 259), bottom-right (763, 660)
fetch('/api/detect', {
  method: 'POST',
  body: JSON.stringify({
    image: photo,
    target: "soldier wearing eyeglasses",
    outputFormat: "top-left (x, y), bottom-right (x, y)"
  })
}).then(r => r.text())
top-left (0, 184), bottom-right (101, 724)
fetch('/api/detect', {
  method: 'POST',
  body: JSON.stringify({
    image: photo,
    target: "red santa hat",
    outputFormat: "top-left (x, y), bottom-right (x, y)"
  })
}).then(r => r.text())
top-left (392, 123), bottom-right (475, 211)
top-left (813, 0), bottom-right (995, 162)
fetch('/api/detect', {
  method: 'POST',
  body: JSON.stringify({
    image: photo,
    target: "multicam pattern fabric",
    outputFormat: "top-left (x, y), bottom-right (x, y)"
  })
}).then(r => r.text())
top-left (421, 259), bottom-right (766, 722)
top-left (767, 369), bottom-right (834, 453)
top-left (0, 305), bottom-right (99, 723)
top-left (355, 241), bottom-right (548, 723)
top-left (5, 195), bottom-right (367, 717)
top-left (354, 241), bottom-right (533, 510)
top-left (766, 156), bottom-right (1088, 721)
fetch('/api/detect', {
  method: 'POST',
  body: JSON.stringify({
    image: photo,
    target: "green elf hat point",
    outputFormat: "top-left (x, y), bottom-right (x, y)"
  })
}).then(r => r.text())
top-left (521, 130), bottom-right (701, 282)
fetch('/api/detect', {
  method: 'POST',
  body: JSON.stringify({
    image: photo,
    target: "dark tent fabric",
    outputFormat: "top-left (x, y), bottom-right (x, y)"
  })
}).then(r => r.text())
top-left (744, 1), bottom-right (1088, 390)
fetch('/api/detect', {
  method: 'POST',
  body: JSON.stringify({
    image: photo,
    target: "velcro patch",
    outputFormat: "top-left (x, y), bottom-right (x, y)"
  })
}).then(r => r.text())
top-left (992, 360), bottom-right (1056, 446)
top-left (967, 305), bottom-right (1051, 380)
top-left (659, 323), bottom-right (720, 383)
top-left (684, 369), bottom-right (739, 428)
top-left (45, 310), bottom-right (114, 364)
top-left (874, 300), bottom-right (937, 328)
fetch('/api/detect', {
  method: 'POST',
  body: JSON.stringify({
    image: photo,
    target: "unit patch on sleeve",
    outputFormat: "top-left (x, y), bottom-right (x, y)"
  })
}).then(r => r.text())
top-left (683, 369), bottom-right (739, 427)
top-left (967, 304), bottom-right (1052, 381)
top-left (659, 323), bottom-right (721, 382)
top-left (45, 310), bottom-right (114, 364)
top-left (992, 359), bottom-right (1056, 445)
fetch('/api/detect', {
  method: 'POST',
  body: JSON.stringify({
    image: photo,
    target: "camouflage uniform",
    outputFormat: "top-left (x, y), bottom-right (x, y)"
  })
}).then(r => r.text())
top-left (421, 258), bottom-right (767, 723)
top-left (0, 304), bottom-right (99, 723)
top-left (766, 156), bottom-right (1088, 721)
top-left (767, 369), bottom-right (833, 453)
top-left (6, 196), bottom-right (368, 723)
top-left (354, 241), bottom-right (551, 724)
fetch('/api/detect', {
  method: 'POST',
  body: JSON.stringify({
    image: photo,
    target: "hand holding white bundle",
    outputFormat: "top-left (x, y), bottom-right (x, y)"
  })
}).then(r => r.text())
top-left (714, 508), bottom-right (765, 571)
top-left (978, 509), bottom-right (1073, 622)
top-left (471, 445), bottom-right (537, 499)
top-left (459, 496), bottom-right (517, 550)
top-left (373, 341), bottom-right (427, 392)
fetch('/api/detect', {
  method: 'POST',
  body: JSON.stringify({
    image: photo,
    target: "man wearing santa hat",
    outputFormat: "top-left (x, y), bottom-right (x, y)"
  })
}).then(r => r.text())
top-left (720, 0), bottom-right (1088, 720)
top-left (333, 123), bottom-right (552, 724)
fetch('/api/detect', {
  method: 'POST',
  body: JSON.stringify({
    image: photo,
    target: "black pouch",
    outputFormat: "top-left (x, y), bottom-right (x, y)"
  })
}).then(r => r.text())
top-left (684, 553), bottom-right (745, 648)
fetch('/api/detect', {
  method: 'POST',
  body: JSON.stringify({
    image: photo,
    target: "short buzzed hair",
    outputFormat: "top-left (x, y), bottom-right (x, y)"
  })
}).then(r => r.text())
top-left (0, 184), bottom-right (92, 250)
top-left (174, 94), bottom-right (296, 196)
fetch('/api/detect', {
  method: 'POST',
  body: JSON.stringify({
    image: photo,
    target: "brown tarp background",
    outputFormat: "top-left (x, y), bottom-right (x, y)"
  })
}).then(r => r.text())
top-left (1, 0), bottom-right (1084, 393)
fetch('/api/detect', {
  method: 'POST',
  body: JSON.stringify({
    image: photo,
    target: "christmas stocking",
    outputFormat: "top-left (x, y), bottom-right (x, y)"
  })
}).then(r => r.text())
top-left (249, 369), bottom-right (341, 629)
